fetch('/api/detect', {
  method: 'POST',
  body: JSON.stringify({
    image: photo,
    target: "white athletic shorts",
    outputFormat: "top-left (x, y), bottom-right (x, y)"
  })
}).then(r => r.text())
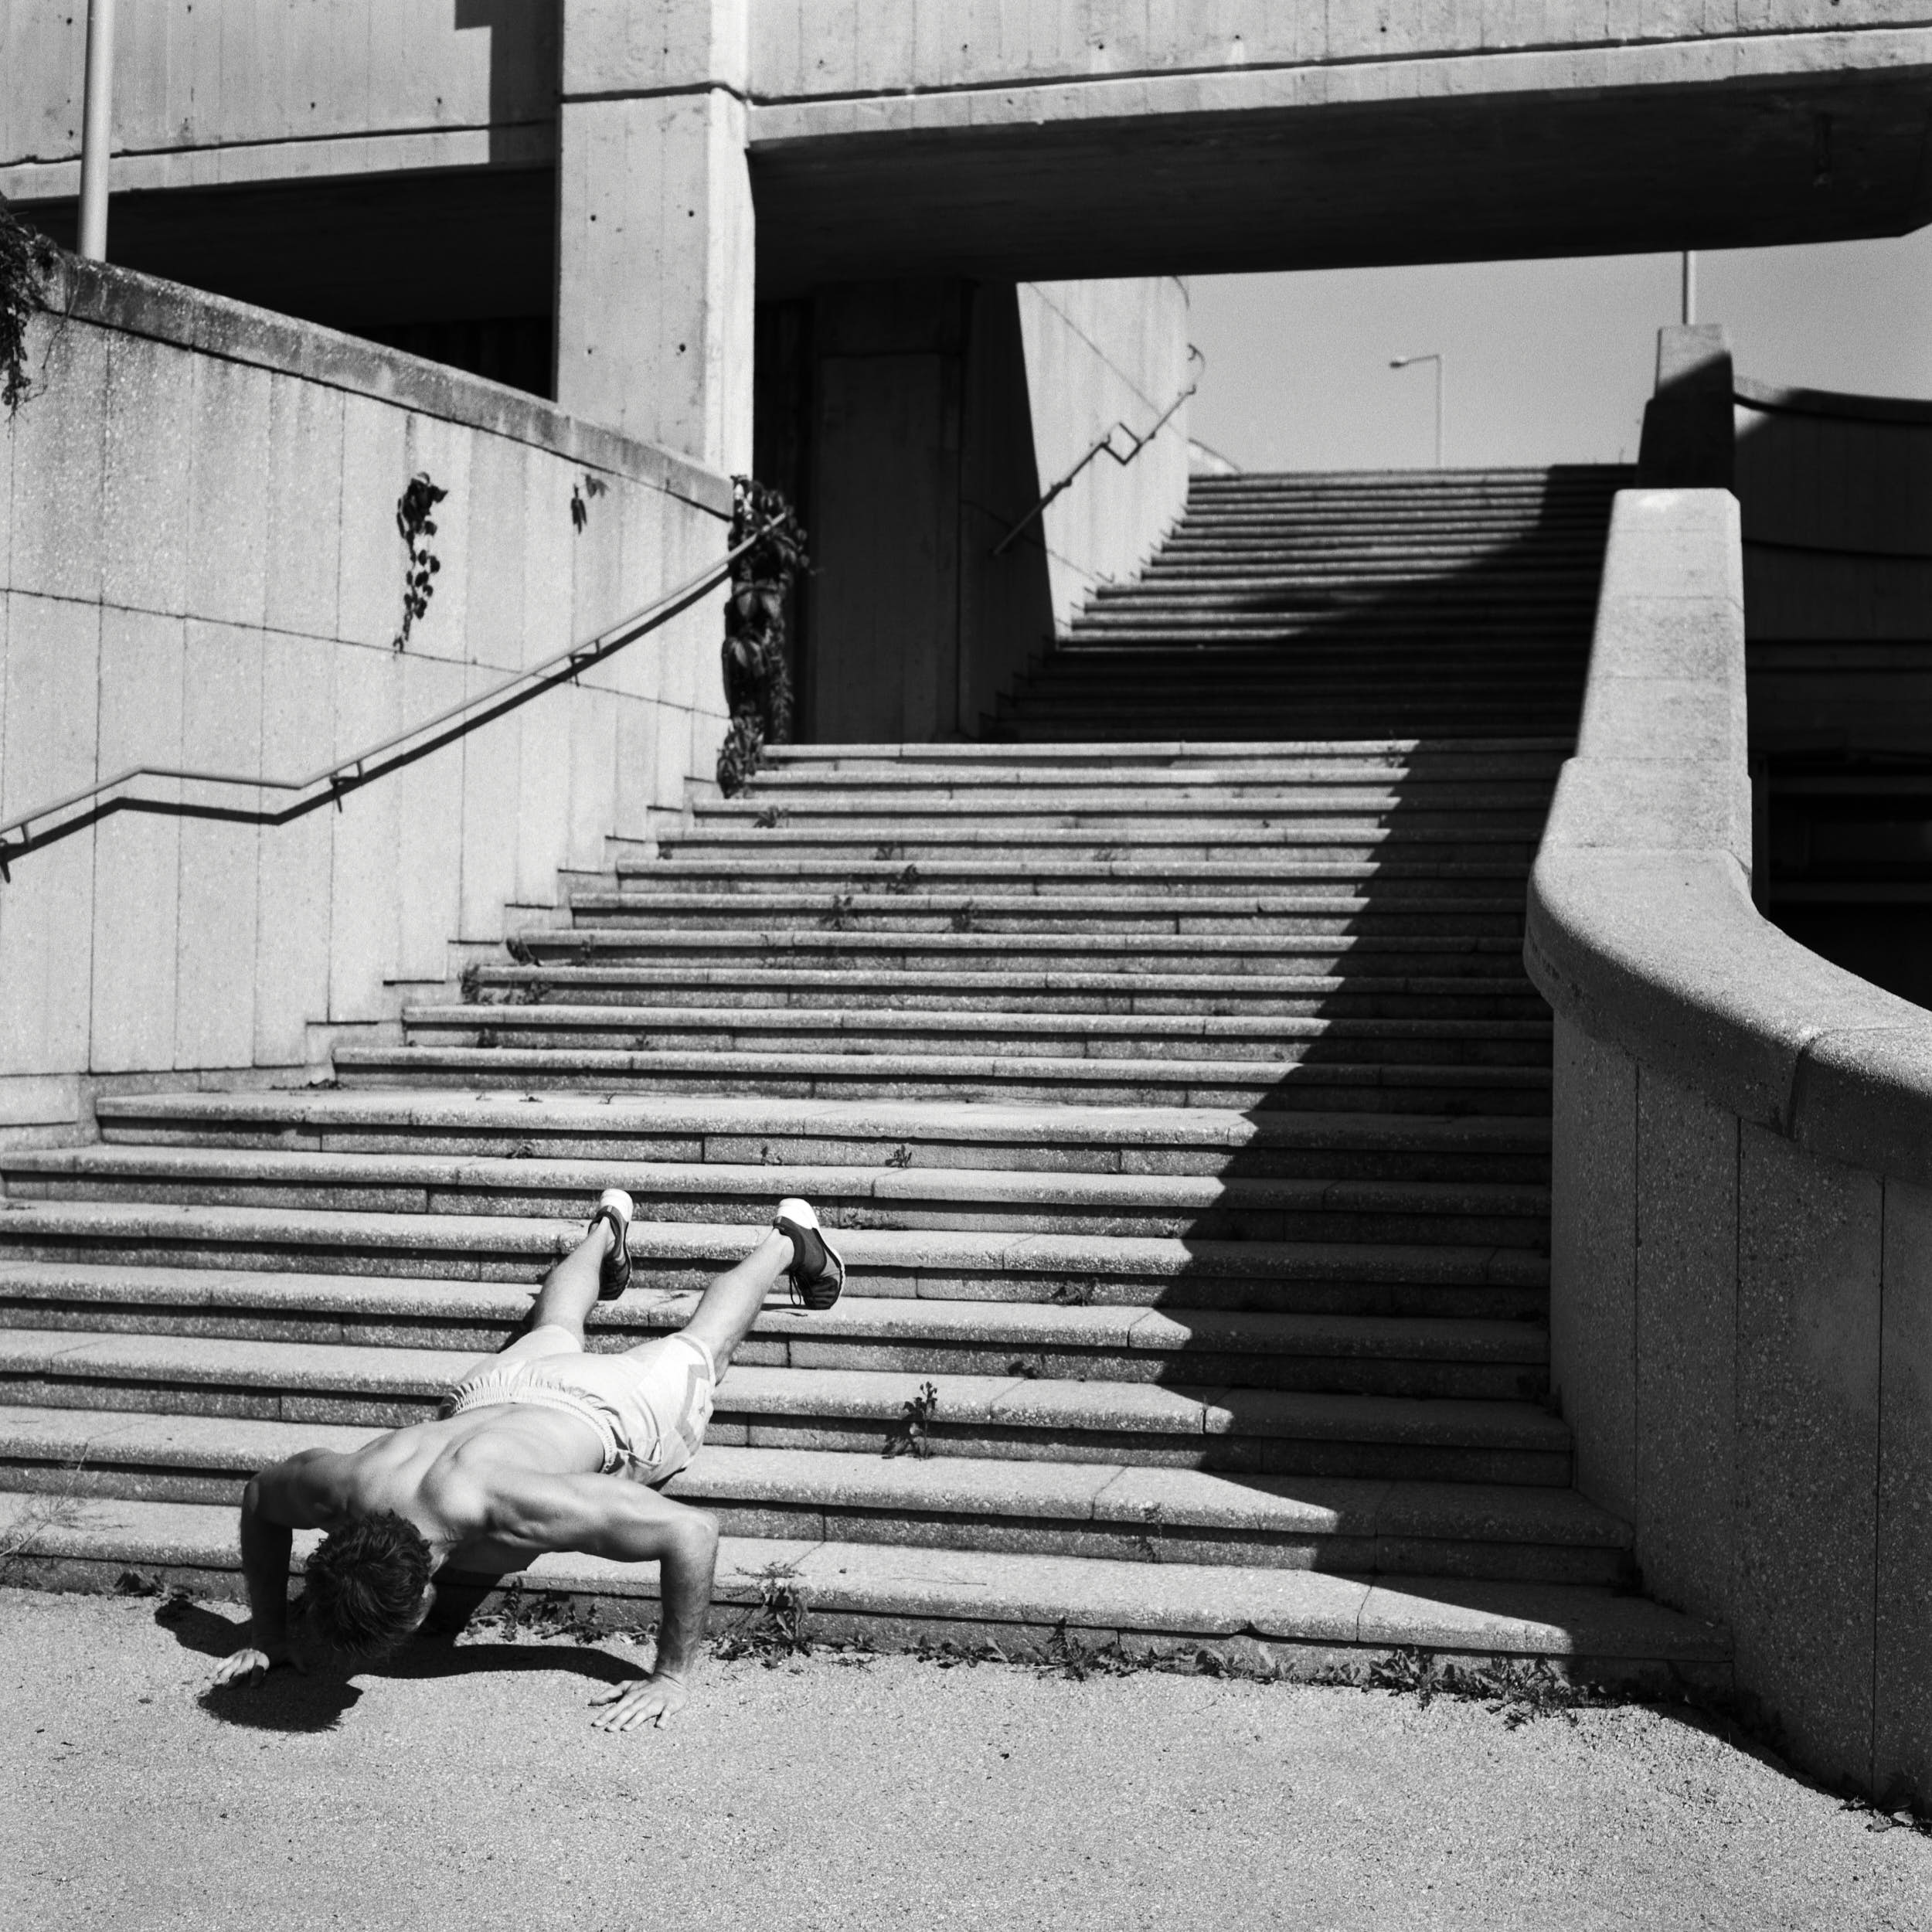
top-left (440, 1324), bottom-right (717, 1486)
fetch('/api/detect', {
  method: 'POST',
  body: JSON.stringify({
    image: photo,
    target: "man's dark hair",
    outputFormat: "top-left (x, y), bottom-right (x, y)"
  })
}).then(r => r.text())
top-left (303, 1511), bottom-right (434, 1661)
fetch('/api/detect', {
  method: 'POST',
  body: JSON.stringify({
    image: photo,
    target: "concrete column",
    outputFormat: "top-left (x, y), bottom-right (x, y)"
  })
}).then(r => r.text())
top-left (555, 0), bottom-right (753, 473)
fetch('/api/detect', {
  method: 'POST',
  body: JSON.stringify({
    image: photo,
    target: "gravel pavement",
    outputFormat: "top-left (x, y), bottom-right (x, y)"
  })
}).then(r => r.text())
top-left (4, 1587), bottom-right (1927, 1931)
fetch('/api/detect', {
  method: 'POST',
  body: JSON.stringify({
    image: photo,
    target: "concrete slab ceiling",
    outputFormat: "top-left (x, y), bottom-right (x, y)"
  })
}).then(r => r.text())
top-left (750, 70), bottom-right (1932, 294)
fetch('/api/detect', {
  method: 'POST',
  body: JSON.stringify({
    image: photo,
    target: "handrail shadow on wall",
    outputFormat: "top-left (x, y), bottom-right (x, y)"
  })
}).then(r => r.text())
top-left (990, 345), bottom-right (1203, 558)
top-left (0, 517), bottom-right (788, 881)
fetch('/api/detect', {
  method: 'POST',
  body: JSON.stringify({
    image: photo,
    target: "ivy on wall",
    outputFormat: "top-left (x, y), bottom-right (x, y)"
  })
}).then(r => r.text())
top-left (718, 476), bottom-right (807, 797)
top-left (0, 194), bottom-right (56, 418)
top-left (393, 471), bottom-right (447, 651)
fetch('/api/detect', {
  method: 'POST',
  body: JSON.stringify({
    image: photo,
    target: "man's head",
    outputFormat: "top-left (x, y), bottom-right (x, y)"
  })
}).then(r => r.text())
top-left (301, 1511), bottom-right (435, 1664)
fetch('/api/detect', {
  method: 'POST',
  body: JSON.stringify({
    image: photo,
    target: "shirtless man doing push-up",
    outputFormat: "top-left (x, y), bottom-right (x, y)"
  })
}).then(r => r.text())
top-left (213, 1192), bottom-right (845, 1731)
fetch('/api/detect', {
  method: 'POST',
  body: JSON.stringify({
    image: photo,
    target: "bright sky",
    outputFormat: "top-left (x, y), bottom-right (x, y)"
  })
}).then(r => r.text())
top-left (1185, 230), bottom-right (1932, 474)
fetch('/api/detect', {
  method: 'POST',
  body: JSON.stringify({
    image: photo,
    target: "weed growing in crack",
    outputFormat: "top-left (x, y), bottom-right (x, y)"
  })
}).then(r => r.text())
top-left (712, 1563), bottom-right (811, 1664)
top-left (884, 1382), bottom-right (940, 1458)
top-left (1036, 1623), bottom-right (1142, 1682)
top-left (820, 892), bottom-right (858, 931)
top-left (1050, 1281), bottom-right (1097, 1308)
top-left (753, 807), bottom-right (788, 830)
top-left (885, 865), bottom-right (921, 895)
top-left (1366, 1648), bottom-right (1617, 1728)
top-left (0, 1456), bottom-right (90, 1579)
top-left (1838, 1791), bottom-right (1932, 1838)
top-left (884, 1142), bottom-right (914, 1168)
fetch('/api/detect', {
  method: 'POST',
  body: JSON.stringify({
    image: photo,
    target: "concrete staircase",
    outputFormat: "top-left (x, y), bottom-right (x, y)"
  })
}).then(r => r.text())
top-left (0, 465), bottom-right (1726, 1679)
top-left (992, 465), bottom-right (1627, 741)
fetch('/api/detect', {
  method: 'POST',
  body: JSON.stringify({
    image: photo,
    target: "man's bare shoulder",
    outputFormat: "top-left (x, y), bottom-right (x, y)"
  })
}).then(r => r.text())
top-left (247, 1448), bottom-right (354, 1529)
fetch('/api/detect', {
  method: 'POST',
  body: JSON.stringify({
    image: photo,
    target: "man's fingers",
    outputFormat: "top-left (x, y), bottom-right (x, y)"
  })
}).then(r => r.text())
top-left (590, 1690), bottom-right (669, 1732)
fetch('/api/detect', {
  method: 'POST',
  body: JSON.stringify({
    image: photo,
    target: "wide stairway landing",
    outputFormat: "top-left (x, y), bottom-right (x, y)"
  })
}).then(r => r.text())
top-left (0, 468), bottom-right (1723, 1679)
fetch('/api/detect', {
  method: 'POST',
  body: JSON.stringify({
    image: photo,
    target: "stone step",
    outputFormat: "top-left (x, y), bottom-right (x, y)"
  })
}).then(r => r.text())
top-left (760, 738), bottom-right (1575, 766)
top-left (661, 827), bottom-right (1543, 864)
top-left (1131, 552), bottom-right (1599, 566)
top-left (694, 794), bottom-right (1553, 826)
top-left (747, 757), bottom-right (1567, 790)
top-left (1097, 577), bottom-right (1597, 602)
top-left (1070, 604), bottom-right (1593, 628)
top-left (706, 781), bottom-right (1559, 813)
top-left (0, 1225), bottom-right (1544, 1349)
top-left (998, 678), bottom-right (1576, 700)
top-left (0, 1374), bottom-right (1564, 1490)
top-left (0, 1493), bottom-right (1723, 1681)
top-left (504, 929), bottom-right (1538, 981)
top-left (561, 893), bottom-right (1530, 940)
top-left (985, 717), bottom-right (1573, 745)
top-left (4, 1147), bottom-right (1550, 1247)
top-left (397, 1004), bottom-right (1553, 1070)
top-left (465, 964), bottom-right (1549, 1021)
top-left (0, 1209), bottom-right (1549, 1312)
top-left (0, 1267), bottom-right (1549, 1405)
top-left (0, 1352), bottom-right (1569, 1484)
top-left (761, 738), bottom-right (1577, 761)
top-left (330, 1043), bottom-right (1552, 1112)
top-left (611, 859), bottom-right (1532, 902)
top-left (0, 1393), bottom-right (1599, 1577)
top-left (1010, 668), bottom-right (1580, 698)
top-left (97, 1091), bottom-right (1553, 1187)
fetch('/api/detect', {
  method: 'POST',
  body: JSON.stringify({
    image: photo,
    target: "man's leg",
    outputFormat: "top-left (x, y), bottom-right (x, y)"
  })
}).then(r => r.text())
top-left (524, 1219), bottom-right (613, 1341)
top-left (673, 1226), bottom-right (796, 1373)
top-left (446, 1220), bottom-right (613, 1385)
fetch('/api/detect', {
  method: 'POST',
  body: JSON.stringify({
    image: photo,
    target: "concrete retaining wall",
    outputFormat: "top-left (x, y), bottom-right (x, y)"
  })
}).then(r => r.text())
top-left (1526, 489), bottom-right (1932, 1798)
top-left (0, 259), bottom-right (731, 1141)
top-left (801, 274), bottom-right (1189, 743)
top-left (1737, 378), bottom-right (1932, 645)
top-left (1019, 278), bottom-right (1192, 639)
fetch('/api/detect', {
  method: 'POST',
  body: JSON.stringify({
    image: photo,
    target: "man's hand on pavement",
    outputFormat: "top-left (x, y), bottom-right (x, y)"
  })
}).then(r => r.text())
top-left (210, 1638), bottom-right (303, 1687)
top-left (589, 1672), bottom-right (688, 1732)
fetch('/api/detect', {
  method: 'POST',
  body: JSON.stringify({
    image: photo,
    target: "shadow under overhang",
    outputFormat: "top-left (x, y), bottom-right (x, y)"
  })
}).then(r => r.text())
top-left (751, 69), bottom-right (1932, 294)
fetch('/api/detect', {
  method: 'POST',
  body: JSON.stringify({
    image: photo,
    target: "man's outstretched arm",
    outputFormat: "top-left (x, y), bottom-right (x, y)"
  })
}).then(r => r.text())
top-left (211, 1454), bottom-right (338, 1685)
top-left (479, 1470), bottom-right (721, 1730)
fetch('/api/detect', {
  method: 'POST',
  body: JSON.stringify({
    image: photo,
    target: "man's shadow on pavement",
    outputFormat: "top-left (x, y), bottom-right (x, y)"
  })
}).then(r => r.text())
top-left (157, 1591), bottom-right (644, 1736)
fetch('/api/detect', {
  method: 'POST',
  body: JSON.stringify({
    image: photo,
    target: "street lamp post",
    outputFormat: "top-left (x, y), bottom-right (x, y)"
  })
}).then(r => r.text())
top-left (78, 0), bottom-right (117, 261)
top-left (1389, 353), bottom-right (1444, 470)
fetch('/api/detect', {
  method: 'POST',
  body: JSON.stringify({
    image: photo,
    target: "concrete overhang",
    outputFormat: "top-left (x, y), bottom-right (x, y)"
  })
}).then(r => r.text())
top-left (748, 31), bottom-right (1932, 292)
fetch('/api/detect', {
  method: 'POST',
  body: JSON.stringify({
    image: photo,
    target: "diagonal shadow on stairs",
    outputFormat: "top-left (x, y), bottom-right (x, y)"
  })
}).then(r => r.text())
top-left (1038, 467), bottom-right (1624, 1615)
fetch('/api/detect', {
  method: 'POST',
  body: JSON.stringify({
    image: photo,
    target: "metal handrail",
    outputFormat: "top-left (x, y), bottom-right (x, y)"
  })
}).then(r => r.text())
top-left (0, 516), bottom-right (785, 879)
top-left (991, 345), bottom-right (1203, 558)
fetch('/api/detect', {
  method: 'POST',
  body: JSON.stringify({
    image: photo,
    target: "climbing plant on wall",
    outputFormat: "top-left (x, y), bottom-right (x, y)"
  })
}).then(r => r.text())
top-left (717, 476), bottom-right (807, 797)
top-left (393, 471), bottom-right (448, 651)
top-left (0, 194), bottom-right (56, 418)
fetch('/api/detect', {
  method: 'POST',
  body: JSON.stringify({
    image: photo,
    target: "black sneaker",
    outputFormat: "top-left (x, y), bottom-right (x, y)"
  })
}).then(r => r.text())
top-left (774, 1197), bottom-right (845, 1311)
top-left (588, 1188), bottom-right (634, 1301)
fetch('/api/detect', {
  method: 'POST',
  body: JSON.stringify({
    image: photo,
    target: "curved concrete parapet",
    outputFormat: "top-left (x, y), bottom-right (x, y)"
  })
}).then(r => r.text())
top-left (1525, 488), bottom-right (1932, 1800)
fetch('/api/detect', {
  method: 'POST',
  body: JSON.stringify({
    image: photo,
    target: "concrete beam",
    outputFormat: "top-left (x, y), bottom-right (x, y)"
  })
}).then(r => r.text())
top-left (747, 29), bottom-right (1932, 289)
top-left (555, 0), bottom-right (754, 471)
